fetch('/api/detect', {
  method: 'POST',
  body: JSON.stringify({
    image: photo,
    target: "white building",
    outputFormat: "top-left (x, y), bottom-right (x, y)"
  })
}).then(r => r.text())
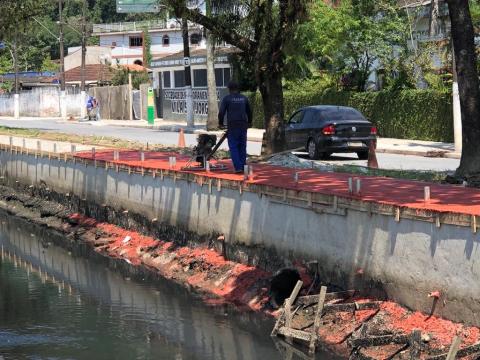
top-left (93, 19), bottom-right (207, 66)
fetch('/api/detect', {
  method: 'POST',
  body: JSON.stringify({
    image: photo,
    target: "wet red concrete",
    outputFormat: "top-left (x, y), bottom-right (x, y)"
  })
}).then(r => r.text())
top-left (75, 149), bottom-right (480, 217)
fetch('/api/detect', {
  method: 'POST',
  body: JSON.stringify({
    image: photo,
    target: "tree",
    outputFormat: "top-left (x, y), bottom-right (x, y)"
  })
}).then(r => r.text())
top-left (205, 0), bottom-right (219, 131)
top-left (112, 68), bottom-right (150, 90)
top-left (299, 0), bottom-right (407, 91)
top-left (446, 0), bottom-right (480, 178)
top-left (162, 0), bottom-right (308, 154)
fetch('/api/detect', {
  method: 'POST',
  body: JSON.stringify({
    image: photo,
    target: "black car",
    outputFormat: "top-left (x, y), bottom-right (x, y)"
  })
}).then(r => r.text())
top-left (285, 105), bottom-right (377, 160)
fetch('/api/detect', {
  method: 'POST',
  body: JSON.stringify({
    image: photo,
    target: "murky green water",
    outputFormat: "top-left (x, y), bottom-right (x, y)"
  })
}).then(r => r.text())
top-left (0, 212), bottom-right (339, 360)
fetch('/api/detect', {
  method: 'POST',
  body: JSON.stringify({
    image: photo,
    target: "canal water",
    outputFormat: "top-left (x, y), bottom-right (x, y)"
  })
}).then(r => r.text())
top-left (0, 212), bottom-right (339, 360)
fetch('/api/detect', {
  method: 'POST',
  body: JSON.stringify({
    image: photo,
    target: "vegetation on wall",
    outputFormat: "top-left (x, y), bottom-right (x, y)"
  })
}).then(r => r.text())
top-left (111, 68), bottom-right (150, 90)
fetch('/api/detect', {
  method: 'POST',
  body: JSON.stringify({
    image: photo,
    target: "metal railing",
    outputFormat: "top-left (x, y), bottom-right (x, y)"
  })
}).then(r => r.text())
top-left (92, 19), bottom-right (180, 34)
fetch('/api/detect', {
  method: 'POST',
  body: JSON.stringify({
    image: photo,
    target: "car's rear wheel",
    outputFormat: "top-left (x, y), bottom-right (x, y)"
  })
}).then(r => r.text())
top-left (308, 139), bottom-right (324, 160)
top-left (357, 150), bottom-right (369, 160)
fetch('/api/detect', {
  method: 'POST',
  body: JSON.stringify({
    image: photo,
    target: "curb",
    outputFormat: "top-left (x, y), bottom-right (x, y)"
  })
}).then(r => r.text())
top-left (376, 148), bottom-right (461, 159)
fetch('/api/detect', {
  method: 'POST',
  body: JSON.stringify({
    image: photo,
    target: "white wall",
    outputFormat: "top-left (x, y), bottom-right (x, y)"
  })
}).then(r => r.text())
top-left (0, 88), bottom-right (82, 117)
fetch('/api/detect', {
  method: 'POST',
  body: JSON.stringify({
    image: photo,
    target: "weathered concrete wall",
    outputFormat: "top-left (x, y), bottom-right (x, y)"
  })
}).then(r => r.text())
top-left (1, 150), bottom-right (479, 326)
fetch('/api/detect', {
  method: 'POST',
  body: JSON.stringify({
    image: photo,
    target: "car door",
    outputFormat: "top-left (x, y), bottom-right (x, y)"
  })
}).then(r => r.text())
top-left (285, 110), bottom-right (304, 149)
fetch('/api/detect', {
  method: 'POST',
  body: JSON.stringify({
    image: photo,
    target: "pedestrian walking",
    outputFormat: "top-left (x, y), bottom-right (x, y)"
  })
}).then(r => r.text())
top-left (218, 81), bottom-right (253, 173)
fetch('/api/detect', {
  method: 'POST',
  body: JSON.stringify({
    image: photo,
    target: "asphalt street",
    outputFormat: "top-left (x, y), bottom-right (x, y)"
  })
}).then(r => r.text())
top-left (0, 118), bottom-right (460, 172)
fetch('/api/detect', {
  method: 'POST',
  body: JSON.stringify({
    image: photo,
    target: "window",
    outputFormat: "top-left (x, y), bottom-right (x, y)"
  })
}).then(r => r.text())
top-left (288, 111), bottom-right (304, 124)
top-left (174, 70), bottom-right (185, 88)
top-left (162, 35), bottom-right (170, 46)
top-left (318, 107), bottom-right (365, 121)
top-left (190, 33), bottom-right (202, 46)
top-left (163, 72), bottom-right (171, 88)
top-left (193, 69), bottom-right (207, 87)
top-left (302, 110), bottom-right (316, 125)
top-left (215, 68), bottom-right (231, 87)
top-left (129, 36), bottom-right (143, 47)
top-left (111, 41), bottom-right (117, 47)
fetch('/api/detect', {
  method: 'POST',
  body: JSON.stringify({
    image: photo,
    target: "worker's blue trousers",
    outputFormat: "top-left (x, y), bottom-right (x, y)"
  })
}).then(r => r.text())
top-left (227, 127), bottom-right (248, 172)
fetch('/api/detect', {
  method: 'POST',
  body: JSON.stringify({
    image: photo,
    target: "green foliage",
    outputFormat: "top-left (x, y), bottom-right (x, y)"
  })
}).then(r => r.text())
top-left (249, 88), bottom-right (454, 142)
top-left (111, 68), bottom-right (150, 90)
top-left (40, 57), bottom-right (59, 72)
top-left (299, 0), bottom-right (408, 91)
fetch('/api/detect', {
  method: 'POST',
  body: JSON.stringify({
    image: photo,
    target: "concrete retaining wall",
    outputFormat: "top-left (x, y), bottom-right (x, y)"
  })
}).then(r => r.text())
top-left (1, 150), bottom-right (479, 326)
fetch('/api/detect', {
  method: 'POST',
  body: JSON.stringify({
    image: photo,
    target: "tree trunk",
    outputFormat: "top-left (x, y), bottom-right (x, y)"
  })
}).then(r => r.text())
top-left (205, 0), bottom-right (219, 131)
top-left (206, 31), bottom-right (219, 130)
top-left (259, 71), bottom-right (285, 155)
top-left (446, 0), bottom-right (480, 177)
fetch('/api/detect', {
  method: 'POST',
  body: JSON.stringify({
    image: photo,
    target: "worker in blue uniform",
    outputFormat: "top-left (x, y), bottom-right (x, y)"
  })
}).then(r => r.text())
top-left (218, 81), bottom-right (253, 173)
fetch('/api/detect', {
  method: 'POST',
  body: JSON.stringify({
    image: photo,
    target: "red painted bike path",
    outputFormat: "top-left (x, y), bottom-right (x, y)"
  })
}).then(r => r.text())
top-left (75, 149), bottom-right (480, 217)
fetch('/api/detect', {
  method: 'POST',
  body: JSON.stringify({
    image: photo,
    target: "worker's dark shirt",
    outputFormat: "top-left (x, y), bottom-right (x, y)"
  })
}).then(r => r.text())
top-left (218, 93), bottom-right (253, 129)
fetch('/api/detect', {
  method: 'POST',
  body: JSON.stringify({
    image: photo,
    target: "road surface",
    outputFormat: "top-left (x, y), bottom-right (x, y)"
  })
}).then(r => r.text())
top-left (0, 118), bottom-right (460, 172)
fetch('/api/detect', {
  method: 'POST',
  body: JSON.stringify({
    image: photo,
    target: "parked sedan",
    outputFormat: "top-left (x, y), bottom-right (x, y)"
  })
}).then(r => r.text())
top-left (285, 105), bottom-right (377, 160)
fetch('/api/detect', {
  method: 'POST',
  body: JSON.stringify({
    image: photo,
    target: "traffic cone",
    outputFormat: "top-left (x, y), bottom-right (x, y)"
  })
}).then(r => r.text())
top-left (367, 141), bottom-right (378, 169)
top-left (178, 128), bottom-right (186, 148)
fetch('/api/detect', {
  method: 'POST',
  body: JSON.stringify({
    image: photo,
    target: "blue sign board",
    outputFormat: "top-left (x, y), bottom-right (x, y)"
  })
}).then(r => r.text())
top-left (0, 43), bottom-right (5, 50)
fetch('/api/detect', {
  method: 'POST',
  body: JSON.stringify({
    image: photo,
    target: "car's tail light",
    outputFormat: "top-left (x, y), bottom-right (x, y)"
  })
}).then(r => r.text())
top-left (322, 124), bottom-right (336, 135)
top-left (370, 126), bottom-right (378, 135)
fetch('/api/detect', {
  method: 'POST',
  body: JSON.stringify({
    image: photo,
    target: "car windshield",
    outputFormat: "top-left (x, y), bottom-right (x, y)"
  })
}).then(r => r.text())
top-left (318, 107), bottom-right (365, 121)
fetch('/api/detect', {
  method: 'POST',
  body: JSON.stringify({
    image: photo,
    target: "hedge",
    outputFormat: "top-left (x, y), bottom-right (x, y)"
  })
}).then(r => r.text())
top-left (248, 89), bottom-right (454, 142)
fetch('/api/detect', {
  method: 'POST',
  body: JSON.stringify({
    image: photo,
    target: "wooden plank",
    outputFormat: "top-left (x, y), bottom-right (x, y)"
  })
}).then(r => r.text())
top-left (271, 280), bottom-right (303, 337)
top-left (284, 280), bottom-right (303, 344)
top-left (309, 285), bottom-right (327, 356)
top-left (296, 290), bottom-right (355, 306)
top-left (277, 327), bottom-right (312, 342)
top-left (324, 301), bottom-right (381, 314)
top-left (446, 336), bottom-right (462, 360)
top-left (348, 334), bottom-right (410, 348)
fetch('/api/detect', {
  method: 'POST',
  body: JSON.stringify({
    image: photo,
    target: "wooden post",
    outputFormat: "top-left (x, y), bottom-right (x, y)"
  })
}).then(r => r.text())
top-left (283, 280), bottom-right (303, 344)
top-left (409, 330), bottom-right (422, 360)
top-left (446, 335), bottom-right (462, 360)
top-left (309, 286), bottom-right (327, 356)
top-left (271, 280), bottom-right (303, 337)
top-left (128, 73), bottom-right (133, 121)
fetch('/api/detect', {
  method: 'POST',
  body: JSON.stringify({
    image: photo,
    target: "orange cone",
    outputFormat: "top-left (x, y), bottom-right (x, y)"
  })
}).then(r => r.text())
top-left (178, 128), bottom-right (186, 148)
top-left (367, 141), bottom-right (378, 169)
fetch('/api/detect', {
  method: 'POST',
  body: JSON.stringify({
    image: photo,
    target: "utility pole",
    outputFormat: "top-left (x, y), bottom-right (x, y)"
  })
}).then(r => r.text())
top-left (182, 16), bottom-right (194, 128)
top-left (80, 0), bottom-right (87, 119)
top-left (59, 0), bottom-right (67, 119)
